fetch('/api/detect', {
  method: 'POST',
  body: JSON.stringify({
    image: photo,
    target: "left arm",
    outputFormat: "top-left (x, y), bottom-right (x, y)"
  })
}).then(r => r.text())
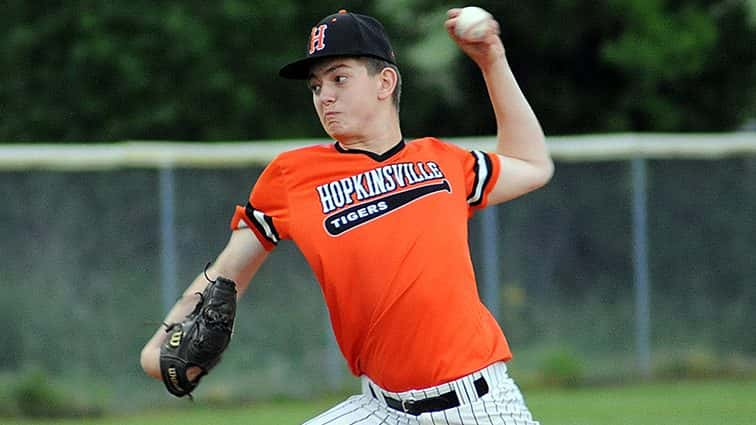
top-left (446, 9), bottom-right (554, 205)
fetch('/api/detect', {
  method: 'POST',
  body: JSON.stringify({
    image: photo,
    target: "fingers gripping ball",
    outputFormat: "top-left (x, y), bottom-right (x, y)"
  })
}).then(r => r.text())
top-left (159, 275), bottom-right (237, 398)
top-left (455, 6), bottom-right (493, 41)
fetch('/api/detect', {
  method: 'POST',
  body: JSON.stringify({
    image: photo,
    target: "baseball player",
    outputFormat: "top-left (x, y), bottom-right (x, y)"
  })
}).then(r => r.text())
top-left (140, 8), bottom-right (553, 424)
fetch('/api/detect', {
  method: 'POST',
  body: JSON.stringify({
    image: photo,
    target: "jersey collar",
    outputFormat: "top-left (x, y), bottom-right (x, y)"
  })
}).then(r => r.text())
top-left (334, 139), bottom-right (405, 162)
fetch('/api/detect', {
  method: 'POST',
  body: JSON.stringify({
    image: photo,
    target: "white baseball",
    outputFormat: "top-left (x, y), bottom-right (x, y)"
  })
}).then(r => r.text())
top-left (455, 6), bottom-right (492, 41)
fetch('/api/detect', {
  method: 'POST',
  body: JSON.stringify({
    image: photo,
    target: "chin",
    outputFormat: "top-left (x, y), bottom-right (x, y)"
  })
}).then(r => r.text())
top-left (325, 127), bottom-right (351, 141)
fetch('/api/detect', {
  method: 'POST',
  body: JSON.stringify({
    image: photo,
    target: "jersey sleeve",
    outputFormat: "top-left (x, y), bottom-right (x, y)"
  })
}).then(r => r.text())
top-left (464, 149), bottom-right (500, 213)
top-left (430, 139), bottom-right (501, 215)
top-left (229, 158), bottom-right (290, 251)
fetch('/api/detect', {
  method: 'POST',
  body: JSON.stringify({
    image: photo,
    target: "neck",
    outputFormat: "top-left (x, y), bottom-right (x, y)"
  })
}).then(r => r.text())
top-left (336, 111), bottom-right (402, 155)
top-left (337, 133), bottom-right (402, 155)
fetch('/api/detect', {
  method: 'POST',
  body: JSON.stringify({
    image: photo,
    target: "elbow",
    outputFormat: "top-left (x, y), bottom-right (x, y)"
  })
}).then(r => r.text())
top-left (140, 345), bottom-right (162, 381)
top-left (543, 159), bottom-right (555, 185)
top-left (533, 159), bottom-right (555, 190)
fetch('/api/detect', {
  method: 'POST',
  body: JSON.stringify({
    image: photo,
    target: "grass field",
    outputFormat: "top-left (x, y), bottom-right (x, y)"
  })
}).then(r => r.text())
top-left (4, 379), bottom-right (755, 425)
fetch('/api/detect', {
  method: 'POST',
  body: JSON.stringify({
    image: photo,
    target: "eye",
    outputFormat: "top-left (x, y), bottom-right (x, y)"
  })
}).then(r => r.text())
top-left (335, 75), bottom-right (348, 84)
top-left (309, 83), bottom-right (321, 95)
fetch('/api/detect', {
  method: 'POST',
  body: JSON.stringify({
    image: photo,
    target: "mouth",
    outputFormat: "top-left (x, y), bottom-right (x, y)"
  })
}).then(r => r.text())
top-left (323, 111), bottom-right (340, 124)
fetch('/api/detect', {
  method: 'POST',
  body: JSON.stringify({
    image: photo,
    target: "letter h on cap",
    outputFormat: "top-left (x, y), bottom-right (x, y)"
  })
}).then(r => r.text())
top-left (309, 24), bottom-right (327, 54)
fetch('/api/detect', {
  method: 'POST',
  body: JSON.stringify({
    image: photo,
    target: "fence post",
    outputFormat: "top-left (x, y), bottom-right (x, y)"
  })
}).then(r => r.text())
top-left (159, 166), bottom-right (179, 315)
top-left (480, 207), bottom-right (500, 321)
top-left (324, 311), bottom-right (343, 391)
top-left (631, 158), bottom-right (652, 378)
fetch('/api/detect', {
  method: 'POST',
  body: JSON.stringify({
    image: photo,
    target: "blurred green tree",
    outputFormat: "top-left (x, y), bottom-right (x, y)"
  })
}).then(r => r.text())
top-left (435, 0), bottom-right (756, 134)
top-left (0, 0), bottom-right (754, 142)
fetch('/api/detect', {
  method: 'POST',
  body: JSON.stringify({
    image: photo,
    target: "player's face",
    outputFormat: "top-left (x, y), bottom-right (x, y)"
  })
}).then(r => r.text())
top-left (308, 58), bottom-right (381, 141)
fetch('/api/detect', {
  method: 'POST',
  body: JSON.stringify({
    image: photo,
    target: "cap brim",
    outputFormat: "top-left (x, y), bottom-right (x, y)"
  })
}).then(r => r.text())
top-left (279, 53), bottom-right (398, 80)
top-left (279, 57), bottom-right (316, 80)
top-left (280, 55), bottom-right (342, 80)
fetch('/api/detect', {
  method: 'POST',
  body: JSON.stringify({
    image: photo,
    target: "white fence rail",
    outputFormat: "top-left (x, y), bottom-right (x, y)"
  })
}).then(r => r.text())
top-left (1, 133), bottom-right (754, 170)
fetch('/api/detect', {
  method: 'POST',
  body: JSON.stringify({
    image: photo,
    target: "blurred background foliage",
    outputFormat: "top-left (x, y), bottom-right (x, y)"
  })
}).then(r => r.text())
top-left (1, 0), bottom-right (755, 419)
top-left (1, 0), bottom-right (755, 142)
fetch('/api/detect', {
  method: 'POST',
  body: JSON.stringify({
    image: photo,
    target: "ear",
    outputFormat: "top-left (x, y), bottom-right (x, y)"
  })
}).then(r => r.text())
top-left (376, 67), bottom-right (398, 101)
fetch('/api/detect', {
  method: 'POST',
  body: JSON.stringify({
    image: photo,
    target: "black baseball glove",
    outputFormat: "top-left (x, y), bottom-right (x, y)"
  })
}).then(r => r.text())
top-left (159, 274), bottom-right (237, 398)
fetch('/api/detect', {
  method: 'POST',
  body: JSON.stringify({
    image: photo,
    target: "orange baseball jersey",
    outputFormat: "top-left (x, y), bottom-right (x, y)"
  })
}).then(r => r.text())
top-left (230, 137), bottom-right (512, 392)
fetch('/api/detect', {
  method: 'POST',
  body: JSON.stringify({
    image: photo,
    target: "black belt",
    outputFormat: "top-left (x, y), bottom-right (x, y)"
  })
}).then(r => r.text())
top-left (375, 377), bottom-right (489, 416)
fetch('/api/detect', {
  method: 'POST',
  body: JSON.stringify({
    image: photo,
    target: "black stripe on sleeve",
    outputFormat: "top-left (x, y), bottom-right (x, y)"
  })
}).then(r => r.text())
top-left (245, 202), bottom-right (280, 245)
top-left (467, 150), bottom-right (494, 206)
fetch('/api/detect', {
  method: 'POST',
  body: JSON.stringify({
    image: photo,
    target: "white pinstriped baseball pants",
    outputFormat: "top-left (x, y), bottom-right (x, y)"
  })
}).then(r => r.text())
top-left (303, 362), bottom-right (539, 425)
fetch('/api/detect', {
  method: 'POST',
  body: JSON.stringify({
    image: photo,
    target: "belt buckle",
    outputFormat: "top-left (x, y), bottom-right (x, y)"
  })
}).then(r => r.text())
top-left (401, 398), bottom-right (416, 413)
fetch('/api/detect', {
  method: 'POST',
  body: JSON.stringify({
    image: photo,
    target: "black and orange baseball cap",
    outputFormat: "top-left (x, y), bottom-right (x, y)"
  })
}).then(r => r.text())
top-left (279, 10), bottom-right (397, 80)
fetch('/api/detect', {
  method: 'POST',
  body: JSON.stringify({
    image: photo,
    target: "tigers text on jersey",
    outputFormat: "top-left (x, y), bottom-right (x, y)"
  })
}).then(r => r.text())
top-left (230, 138), bottom-right (512, 392)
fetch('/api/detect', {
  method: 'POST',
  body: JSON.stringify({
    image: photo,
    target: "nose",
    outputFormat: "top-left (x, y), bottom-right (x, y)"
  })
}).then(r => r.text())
top-left (317, 85), bottom-right (336, 107)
